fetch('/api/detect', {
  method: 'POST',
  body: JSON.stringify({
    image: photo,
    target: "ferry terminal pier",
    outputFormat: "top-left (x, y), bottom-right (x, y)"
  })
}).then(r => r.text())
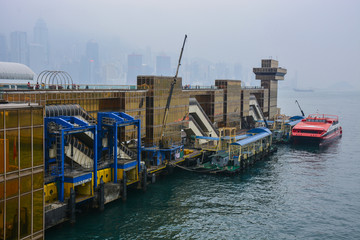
top-left (0, 59), bottom-right (287, 239)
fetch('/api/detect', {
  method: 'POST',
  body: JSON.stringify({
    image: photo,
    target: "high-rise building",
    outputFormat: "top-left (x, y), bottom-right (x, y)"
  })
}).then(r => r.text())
top-left (234, 63), bottom-right (242, 80)
top-left (102, 63), bottom-right (120, 83)
top-left (156, 55), bottom-right (171, 76)
top-left (86, 40), bottom-right (100, 83)
top-left (215, 62), bottom-right (230, 80)
top-left (29, 43), bottom-right (47, 74)
top-left (145, 46), bottom-right (152, 66)
top-left (127, 54), bottom-right (142, 85)
top-left (10, 31), bottom-right (28, 65)
top-left (86, 40), bottom-right (99, 66)
top-left (0, 34), bottom-right (7, 61)
top-left (80, 40), bottom-right (100, 84)
top-left (253, 59), bottom-right (287, 119)
top-left (30, 18), bottom-right (49, 74)
top-left (33, 18), bottom-right (49, 64)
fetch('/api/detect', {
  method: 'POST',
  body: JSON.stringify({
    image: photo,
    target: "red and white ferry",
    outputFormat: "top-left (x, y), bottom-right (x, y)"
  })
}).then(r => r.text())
top-left (291, 114), bottom-right (342, 145)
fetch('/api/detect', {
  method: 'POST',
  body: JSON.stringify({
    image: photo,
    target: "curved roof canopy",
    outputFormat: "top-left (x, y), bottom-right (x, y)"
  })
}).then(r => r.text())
top-left (289, 116), bottom-right (305, 120)
top-left (0, 62), bottom-right (35, 80)
top-left (230, 132), bottom-right (271, 146)
top-left (247, 127), bottom-right (272, 134)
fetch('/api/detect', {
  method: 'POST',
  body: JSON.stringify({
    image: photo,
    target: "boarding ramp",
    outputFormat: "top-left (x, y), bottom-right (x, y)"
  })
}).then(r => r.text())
top-left (46, 105), bottom-right (98, 169)
top-left (64, 136), bottom-right (94, 169)
top-left (249, 95), bottom-right (265, 122)
top-left (189, 98), bottom-right (219, 138)
top-left (44, 115), bottom-right (98, 202)
top-left (118, 143), bottom-right (137, 159)
top-left (46, 104), bottom-right (96, 124)
top-left (46, 105), bottom-right (137, 162)
top-left (187, 115), bottom-right (207, 136)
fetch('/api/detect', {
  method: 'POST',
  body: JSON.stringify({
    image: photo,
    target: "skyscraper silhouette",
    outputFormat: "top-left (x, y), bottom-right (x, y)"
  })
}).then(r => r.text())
top-left (156, 55), bottom-right (171, 76)
top-left (0, 34), bottom-right (7, 61)
top-left (80, 40), bottom-right (100, 84)
top-left (127, 54), bottom-right (142, 85)
top-left (33, 18), bottom-right (49, 65)
top-left (10, 31), bottom-right (28, 65)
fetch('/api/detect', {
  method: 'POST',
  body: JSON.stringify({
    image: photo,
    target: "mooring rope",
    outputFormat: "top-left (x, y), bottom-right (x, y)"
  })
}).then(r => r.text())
top-left (171, 163), bottom-right (224, 174)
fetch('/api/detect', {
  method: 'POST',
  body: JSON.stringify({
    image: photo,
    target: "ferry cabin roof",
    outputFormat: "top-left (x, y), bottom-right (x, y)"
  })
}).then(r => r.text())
top-left (231, 127), bottom-right (272, 147)
top-left (231, 132), bottom-right (271, 146)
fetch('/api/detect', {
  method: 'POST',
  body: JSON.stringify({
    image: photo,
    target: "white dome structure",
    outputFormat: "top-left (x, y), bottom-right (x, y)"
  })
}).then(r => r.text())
top-left (0, 62), bottom-right (35, 80)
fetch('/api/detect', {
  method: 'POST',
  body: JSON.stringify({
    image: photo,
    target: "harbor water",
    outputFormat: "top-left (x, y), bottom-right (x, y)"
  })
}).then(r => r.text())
top-left (46, 89), bottom-right (360, 239)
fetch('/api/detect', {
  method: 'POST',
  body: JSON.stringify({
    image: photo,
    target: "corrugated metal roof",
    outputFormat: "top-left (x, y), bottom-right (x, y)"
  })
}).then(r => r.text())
top-left (289, 116), bottom-right (304, 120)
top-left (0, 62), bottom-right (35, 80)
top-left (247, 127), bottom-right (272, 134)
top-left (221, 134), bottom-right (252, 141)
top-left (286, 119), bottom-right (303, 126)
top-left (230, 132), bottom-right (271, 146)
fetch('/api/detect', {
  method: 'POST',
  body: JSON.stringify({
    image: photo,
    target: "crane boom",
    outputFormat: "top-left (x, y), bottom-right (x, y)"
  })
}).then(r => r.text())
top-left (295, 100), bottom-right (305, 117)
top-left (159, 34), bottom-right (187, 148)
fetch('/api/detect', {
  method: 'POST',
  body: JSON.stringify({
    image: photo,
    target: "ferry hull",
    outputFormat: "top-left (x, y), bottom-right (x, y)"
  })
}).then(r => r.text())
top-left (292, 129), bottom-right (342, 146)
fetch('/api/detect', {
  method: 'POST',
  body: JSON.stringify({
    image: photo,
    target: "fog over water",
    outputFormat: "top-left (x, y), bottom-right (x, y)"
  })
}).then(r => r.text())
top-left (0, 0), bottom-right (359, 89)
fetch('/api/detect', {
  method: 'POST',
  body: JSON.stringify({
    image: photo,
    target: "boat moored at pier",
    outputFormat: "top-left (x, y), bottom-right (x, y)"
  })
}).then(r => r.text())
top-left (291, 114), bottom-right (342, 145)
top-left (185, 127), bottom-right (274, 174)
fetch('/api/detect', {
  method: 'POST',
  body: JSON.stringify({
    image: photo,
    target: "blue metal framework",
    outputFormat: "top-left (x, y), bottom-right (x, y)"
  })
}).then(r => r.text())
top-left (97, 112), bottom-right (141, 183)
top-left (45, 116), bottom-right (97, 202)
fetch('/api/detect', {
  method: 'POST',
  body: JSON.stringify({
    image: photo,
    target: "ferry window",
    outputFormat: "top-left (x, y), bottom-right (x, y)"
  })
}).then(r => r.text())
top-left (300, 130), bottom-right (319, 134)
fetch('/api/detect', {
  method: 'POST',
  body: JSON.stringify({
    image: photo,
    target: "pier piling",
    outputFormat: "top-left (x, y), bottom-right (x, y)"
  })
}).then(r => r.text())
top-left (69, 188), bottom-right (76, 224)
top-left (122, 172), bottom-right (127, 202)
top-left (99, 178), bottom-right (105, 211)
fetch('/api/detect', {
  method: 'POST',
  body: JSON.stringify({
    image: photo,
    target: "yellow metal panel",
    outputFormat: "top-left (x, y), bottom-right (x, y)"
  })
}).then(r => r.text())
top-left (44, 183), bottom-right (58, 203)
top-left (117, 169), bottom-right (124, 180)
top-left (97, 169), bottom-right (105, 186)
top-left (98, 168), bottom-right (112, 184)
top-left (103, 168), bottom-right (112, 183)
top-left (76, 172), bottom-right (94, 197)
top-left (111, 168), bottom-right (124, 181)
top-left (76, 182), bottom-right (92, 196)
top-left (64, 182), bottom-right (75, 199)
top-left (127, 167), bottom-right (139, 183)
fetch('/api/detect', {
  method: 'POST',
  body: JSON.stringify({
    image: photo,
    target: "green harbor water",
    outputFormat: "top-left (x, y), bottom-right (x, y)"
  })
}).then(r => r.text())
top-left (46, 90), bottom-right (360, 239)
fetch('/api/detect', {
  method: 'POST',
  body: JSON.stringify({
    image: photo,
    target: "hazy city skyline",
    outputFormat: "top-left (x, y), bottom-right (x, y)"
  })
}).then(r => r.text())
top-left (0, 0), bottom-right (359, 90)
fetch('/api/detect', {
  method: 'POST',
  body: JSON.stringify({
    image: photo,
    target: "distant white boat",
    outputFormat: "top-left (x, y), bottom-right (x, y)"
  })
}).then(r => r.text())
top-left (293, 88), bottom-right (314, 92)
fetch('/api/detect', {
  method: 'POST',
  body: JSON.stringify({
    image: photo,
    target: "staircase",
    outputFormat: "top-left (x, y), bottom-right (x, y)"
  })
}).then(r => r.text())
top-left (64, 136), bottom-right (94, 169)
top-left (118, 143), bottom-right (137, 159)
top-left (188, 98), bottom-right (219, 137)
top-left (249, 95), bottom-right (265, 122)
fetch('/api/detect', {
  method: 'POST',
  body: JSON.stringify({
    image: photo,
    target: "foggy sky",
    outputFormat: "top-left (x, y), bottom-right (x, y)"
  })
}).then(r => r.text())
top-left (1, 0), bottom-right (359, 89)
